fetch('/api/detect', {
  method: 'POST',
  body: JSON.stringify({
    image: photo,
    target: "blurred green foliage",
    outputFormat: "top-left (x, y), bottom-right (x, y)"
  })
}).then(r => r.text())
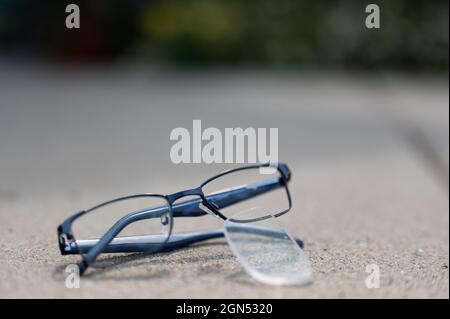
top-left (0, 0), bottom-right (448, 70)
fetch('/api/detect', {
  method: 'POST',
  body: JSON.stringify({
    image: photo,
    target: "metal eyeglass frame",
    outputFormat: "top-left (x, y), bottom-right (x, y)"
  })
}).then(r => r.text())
top-left (57, 163), bottom-right (299, 274)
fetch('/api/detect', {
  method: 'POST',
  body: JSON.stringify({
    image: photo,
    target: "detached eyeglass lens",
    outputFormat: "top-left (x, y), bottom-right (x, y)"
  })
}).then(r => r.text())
top-left (224, 207), bottom-right (312, 285)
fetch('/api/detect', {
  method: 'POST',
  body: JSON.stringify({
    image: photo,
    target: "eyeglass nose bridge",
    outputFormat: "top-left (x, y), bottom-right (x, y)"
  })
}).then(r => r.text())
top-left (167, 188), bottom-right (227, 220)
top-left (166, 187), bottom-right (204, 204)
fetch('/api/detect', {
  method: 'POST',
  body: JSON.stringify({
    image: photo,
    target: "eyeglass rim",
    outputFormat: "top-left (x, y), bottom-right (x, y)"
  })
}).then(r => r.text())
top-left (198, 163), bottom-right (292, 220)
top-left (200, 162), bottom-right (290, 187)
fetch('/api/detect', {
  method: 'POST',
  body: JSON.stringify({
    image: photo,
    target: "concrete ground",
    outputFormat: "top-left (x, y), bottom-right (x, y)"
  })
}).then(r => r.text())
top-left (0, 63), bottom-right (448, 298)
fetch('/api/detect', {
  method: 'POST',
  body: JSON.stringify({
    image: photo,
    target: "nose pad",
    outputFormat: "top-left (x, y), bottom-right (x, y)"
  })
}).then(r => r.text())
top-left (160, 213), bottom-right (170, 235)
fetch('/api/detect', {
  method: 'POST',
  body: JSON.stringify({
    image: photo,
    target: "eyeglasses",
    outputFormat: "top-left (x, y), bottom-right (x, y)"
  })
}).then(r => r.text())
top-left (58, 163), bottom-right (296, 275)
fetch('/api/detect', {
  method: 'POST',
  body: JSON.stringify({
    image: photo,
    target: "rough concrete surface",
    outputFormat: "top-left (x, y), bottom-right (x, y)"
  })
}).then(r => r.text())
top-left (0, 64), bottom-right (448, 298)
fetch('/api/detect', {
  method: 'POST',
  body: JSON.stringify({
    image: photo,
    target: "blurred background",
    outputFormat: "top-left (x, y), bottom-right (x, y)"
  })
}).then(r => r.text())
top-left (0, 0), bottom-right (448, 298)
top-left (0, 0), bottom-right (448, 70)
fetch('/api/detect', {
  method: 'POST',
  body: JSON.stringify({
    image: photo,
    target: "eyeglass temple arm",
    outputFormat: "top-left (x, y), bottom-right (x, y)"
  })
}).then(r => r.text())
top-left (76, 206), bottom-right (303, 274)
top-left (172, 176), bottom-right (286, 217)
top-left (64, 229), bottom-right (304, 255)
top-left (75, 206), bottom-right (166, 274)
top-left (176, 161), bottom-right (292, 217)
